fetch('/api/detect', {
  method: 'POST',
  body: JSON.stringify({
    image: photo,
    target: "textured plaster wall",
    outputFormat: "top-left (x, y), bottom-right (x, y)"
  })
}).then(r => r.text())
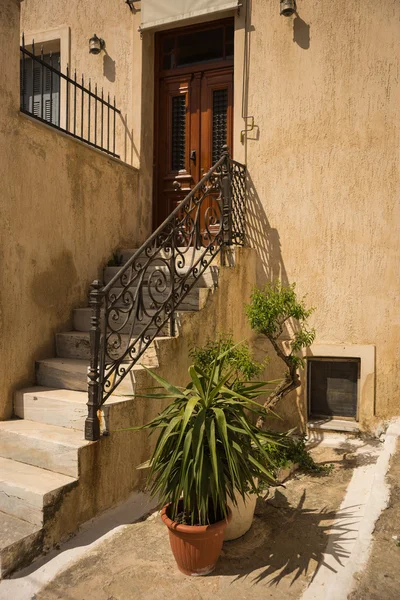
top-left (20, 0), bottom-right (144, 168)
top-left (0, 0), bottom-right (142, 419)
top-left (232, 0), bottom-right (400, 428)
top-left (17, 0), bottom-right (400, 429)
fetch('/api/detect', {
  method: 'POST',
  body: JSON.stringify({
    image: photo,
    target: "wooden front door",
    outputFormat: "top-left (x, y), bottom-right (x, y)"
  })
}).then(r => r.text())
top-left (154, 20), bottom-right (234, 228)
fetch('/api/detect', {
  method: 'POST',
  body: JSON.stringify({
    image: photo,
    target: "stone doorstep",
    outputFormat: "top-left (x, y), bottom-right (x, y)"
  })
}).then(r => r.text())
top-left (307, 418), bottom-right (360, 434)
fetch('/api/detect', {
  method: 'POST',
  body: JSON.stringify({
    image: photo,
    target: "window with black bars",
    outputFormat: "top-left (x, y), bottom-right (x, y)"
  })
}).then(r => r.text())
top-left (20, 35), bottom-right (121, 158)
top-left (21, 53), bottom-right (60, 126)
top-left (171, 95), bottom-right (186, 171)
top-left (212, 89), bottom-right (228, 164)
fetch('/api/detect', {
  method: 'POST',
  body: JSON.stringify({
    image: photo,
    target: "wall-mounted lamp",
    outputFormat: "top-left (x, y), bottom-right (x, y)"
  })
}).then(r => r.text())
top-left (89, 34), bottom-right (105, 55)
top-left (280, 0), bottom-right (296, 16)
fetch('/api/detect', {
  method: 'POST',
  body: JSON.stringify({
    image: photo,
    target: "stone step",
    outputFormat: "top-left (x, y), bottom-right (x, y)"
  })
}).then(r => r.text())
top-left (14, 387), bottom-right (89, 430)
top-left (73, 308), bottom-right (172, 336)
top-left (0, 511), bottom-right (42, 578)
top-left (0, 457), bottom-right (76, 526)
top-left (108, 285), bottom-right (210, 312)
top-left (35, 358), bottom-right (146, 395)
top-left (103, 264), bottom-right (218, 288)
top-left (0, 419), bottom-right (90, 478)
top-left (56, 331), bottom-right (160, 365)
top-left (119, 247), bottom-right (205, 265)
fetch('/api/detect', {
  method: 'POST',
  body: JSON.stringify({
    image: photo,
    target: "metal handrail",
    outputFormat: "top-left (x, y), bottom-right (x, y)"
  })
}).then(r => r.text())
top-left (85, 147), bottom-right (246, 440)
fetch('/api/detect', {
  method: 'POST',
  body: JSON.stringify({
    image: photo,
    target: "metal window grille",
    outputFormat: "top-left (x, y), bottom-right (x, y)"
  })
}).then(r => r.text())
top-left (20, 34), bottom-right (120, 158)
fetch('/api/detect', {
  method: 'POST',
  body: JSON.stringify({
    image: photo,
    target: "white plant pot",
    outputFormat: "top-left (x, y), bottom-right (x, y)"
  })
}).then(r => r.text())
top-left (224, 489), bottom-right (258, 541)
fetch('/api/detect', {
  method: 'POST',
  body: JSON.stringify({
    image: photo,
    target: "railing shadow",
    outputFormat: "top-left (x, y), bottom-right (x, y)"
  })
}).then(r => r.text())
top-left (246, 170), bottom-right (290, 287)
top-left (215, 489), bottom-right (359, 587)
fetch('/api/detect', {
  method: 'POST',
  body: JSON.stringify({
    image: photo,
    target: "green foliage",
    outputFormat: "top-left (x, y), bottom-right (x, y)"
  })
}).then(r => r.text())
top-left (246, 282), bottom-right (314, 339)
top-left (265, 435), bottom-right (333, 475)
top-left (246, 281), bottom-right (315, 372)
top-left (190, 334), bottom-right (265, 386)
top-left (127, 345), bottom-right (286, 526)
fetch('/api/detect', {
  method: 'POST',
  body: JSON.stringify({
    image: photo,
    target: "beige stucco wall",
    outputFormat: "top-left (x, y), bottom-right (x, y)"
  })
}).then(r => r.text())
top-left (20, 0), bottom-right (144, 167)
top-left (231, 0), bottom-right (400, 430)
top-left (0, 0), bottom-right (145, 419)
top-left (16, 0), bottom-right (400, 430)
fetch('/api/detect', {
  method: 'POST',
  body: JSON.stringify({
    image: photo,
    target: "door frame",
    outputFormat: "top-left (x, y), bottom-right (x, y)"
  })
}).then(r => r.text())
top-left (152, 17), bottom-right (234, 230)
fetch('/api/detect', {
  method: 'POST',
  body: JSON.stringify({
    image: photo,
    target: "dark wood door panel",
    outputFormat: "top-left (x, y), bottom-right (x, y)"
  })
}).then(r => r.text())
top-left (154, 65), bottom-right (233, 229)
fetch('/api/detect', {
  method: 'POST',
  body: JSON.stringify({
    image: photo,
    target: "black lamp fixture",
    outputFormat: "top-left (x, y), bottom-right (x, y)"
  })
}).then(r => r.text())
top-left (89, 34), bottom-right (105, 55)
top-left (280, 0), bottom-right (296, 16)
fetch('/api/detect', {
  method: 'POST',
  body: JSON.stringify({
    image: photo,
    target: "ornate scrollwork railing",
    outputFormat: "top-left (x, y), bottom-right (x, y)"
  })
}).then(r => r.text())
top-left (85, 147), bottom-right (246, 441)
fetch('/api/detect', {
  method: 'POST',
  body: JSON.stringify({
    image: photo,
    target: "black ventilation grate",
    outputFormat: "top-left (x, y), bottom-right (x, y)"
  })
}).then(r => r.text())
top-left (308, 359), bottom-right (359, 418)
top-left (212, 89), bottom-right (228, 164)
top-left (171, 95), bottom-right (186, 171)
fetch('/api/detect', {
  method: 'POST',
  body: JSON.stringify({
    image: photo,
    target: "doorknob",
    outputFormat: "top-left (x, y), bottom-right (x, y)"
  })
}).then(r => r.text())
top-left (172, 180), bottom-right (181, 191)
top-left (190, 150), bottom-right (196, 163)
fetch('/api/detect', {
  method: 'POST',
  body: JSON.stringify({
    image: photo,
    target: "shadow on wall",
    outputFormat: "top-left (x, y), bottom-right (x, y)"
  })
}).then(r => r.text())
top-left (103, 52), bottom-right (116, 82)
top-left (293, 14), bottom-right (310, 49)
top-left (120, 112), bottom-right (139, 166)
top-left (245, 171), bottom-right (307, 431)
top-left (246, 170), bottom-right (290, 287)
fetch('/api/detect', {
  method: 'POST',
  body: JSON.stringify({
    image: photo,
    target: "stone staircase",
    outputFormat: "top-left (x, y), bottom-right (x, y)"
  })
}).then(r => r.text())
top-left (0, 248), bottom-right (219, 577)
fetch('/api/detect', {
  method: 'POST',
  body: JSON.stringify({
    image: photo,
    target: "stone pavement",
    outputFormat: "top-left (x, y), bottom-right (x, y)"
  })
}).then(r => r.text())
top-left (32, 443), bottom-right (355, 600)
top-left (2, 428), bottom-right (400, 600)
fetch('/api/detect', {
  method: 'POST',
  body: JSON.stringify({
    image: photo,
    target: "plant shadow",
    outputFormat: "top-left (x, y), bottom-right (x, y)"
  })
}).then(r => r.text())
top-left (214, 489), bottom-right (359, 587)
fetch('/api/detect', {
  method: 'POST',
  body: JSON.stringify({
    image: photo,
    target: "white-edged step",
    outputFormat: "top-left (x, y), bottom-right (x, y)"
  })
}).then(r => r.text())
top-left (14, 387), bottom-right (88, 430)
top-left (119, 247), bottom-right (205, 264)
top-left (35, 358), bottom-right (146, 394)
top-left (56, 331), bottom-right (160, 364)
top-left (0, 511), bottom-right (42, 578)
top-left (0, 420), bottom-right (90, 477)
top-left (107, 286), bottom-right (210, 311)
top-left (103, 265), bottom-right (218, 287)
top-left (0, 457), bottom-right (76, 526)
top-left (72, 308), bottom-right (171, 336)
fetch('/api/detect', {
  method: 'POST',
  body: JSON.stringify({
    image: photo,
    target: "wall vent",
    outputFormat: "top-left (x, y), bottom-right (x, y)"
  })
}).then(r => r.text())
top-left (308, 358), bottom-right (360, 419)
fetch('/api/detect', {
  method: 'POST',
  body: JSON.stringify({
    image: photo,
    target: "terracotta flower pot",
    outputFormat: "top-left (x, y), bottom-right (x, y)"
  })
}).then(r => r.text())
top-left (161, 504), bottom-right (232, 576)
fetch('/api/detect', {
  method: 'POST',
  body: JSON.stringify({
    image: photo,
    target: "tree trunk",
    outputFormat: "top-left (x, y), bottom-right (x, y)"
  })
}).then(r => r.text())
top-left (256, 336), bottom-right (300, 430)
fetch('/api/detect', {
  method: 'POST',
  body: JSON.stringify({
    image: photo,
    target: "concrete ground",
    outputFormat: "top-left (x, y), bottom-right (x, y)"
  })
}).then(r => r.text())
top-left (1, 423), bottom-right (399, 600)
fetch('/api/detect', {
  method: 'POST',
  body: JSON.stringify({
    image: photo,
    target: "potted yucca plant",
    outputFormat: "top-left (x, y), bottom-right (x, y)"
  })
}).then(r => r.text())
top-left (131, 345), bottom-right (284, 576)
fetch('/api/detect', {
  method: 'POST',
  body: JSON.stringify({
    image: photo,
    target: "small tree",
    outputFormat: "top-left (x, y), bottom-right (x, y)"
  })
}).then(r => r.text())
top-left (246, 282), bottom-right (315, 428)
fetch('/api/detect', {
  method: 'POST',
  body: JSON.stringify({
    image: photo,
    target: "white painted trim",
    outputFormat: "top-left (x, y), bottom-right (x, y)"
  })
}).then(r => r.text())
top-left (300, 419), bottom-right (400, 600)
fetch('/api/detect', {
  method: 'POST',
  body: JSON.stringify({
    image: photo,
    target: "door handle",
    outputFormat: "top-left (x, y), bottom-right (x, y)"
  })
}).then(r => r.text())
top-left (190, 150), bottom-right (196, 163)
top-left (173, 180), bottom-right (181, 191)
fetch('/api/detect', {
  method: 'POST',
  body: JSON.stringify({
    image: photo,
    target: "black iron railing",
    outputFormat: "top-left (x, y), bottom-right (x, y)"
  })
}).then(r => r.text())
top-left (85, 147), bottom-right (246, 440)
top-left (20, 34), bottom-right (120, 158)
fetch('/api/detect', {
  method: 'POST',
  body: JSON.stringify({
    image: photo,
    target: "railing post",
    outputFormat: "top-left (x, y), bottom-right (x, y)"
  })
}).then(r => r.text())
top-left (85, 279), bottom-right (103, 441)
top-left (221, 145), bottom-right (232, 246)
top-left (170, 234), bottom-right (176, 337)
